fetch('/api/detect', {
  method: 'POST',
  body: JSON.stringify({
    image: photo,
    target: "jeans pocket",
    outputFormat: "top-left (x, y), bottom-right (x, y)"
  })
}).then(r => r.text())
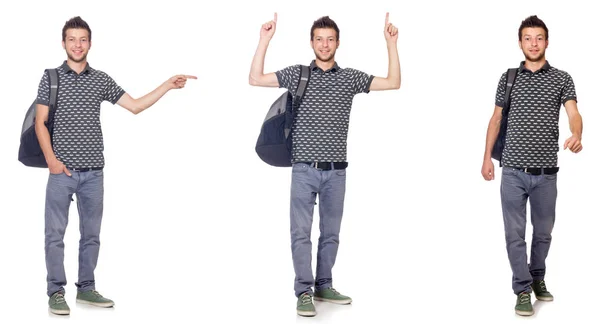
top-left (335, 170), bottom-right (346, 176)
top-left (292, 164), bottom-right (308, 173)
top-left (544, 174), bottom-right (557, 181)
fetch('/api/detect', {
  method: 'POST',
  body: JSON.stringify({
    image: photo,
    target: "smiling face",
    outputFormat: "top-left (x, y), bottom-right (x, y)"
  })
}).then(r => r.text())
top-left (519, 27), bottom-right (548, 63)
top-left (311, 28), bottom-right (339, 62)
top-left (62, 28), bottom-right (91, 63)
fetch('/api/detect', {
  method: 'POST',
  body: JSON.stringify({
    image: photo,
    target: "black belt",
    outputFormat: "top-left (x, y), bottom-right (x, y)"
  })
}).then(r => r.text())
top-left (297, 162), bottom-right (348, 170)
top-left (511, 167), bottom-right (559, 175)
top-left (70, 167), bottom-right (103, 172)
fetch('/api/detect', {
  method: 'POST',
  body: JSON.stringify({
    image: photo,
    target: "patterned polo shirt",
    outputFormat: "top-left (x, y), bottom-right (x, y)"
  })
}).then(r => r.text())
top-left (36, 61), bottom-right (125, 169)
top-left (495, 61), bottom-right (577, 168)
top-left (275, 60), bottom-right (374, 163)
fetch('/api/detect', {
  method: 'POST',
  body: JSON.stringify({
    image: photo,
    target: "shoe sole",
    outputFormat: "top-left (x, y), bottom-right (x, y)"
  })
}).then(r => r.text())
top-left (515, 309), bottom-right (534, 316)
top-left (313, 297), bottom-right (352, 305)
top-left (297, 310), bottom-right (317, 317)
top-left (49, 308), bottom-right (70, 315)
top-left (76, 299), bottom-right (114, 307)
top-left (535, 295), bottom-right (554, 301)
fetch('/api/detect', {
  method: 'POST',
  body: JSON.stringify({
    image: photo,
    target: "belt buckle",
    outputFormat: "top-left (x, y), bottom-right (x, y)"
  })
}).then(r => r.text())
top-left (523, 167), bottom-right (529, 174)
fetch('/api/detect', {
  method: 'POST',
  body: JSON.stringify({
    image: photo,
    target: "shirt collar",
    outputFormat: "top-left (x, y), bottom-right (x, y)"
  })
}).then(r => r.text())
top-left (518, 60), bottom-right (551, 73)
top-left (309, 60), bottom-right (340, 73)
top-left (61, 61), bottom-right (93, 74)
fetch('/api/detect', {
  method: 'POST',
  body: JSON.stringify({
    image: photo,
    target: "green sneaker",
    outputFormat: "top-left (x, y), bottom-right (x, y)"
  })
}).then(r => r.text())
top-left (532, 280), bottom-right (554, 301)
top-left (515, 292), bottom-right (534, 316)
top-left (297, 292), bottom-right (317, 317)
top-left (314, 287), bottom-right (352, 305)
top-left (76, 290), bottom-right (114, 307)
top-left (49, 291), bottom-right (70, 315)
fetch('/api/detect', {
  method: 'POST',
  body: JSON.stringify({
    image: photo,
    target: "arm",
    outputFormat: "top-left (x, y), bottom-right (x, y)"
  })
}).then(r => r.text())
top-left (35, 104), bottom-right (71, 175)
top-left (117, 74), bottom-right (196, 114)
top-left (563, 99), bottom-right (583, 153)
top-left (481, 106), bottom-right (503, 181)
top-left (249, 13), bottom-right (280, 87)
top-left (369, 13), bottom-right (401, 91)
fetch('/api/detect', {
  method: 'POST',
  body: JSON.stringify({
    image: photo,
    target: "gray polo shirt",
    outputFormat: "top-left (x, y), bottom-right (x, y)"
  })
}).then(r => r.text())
top-left (495, 61), bottom-right (577, 168)
top-left (36, 61), bottom-right (125, 169)
top-left (275, 60), bottom-right (374, 163)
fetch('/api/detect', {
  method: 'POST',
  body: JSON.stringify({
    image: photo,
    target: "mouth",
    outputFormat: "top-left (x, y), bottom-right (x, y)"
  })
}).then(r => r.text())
top-left (72, 49), bottom-right (83, 56)
top-left (319, 50), bottom-right (330, 55)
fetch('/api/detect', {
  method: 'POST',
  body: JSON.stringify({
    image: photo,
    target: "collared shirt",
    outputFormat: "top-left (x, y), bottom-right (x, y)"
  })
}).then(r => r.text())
top-left (275, 60), bottom-right (374, 163)
top-left (36, 61), bottom-right (125, 169)
top-left (495, 61), bottom-right (577, 168)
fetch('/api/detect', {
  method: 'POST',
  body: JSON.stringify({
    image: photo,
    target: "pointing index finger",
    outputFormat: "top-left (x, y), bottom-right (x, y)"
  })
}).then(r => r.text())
top-left (274, 12), bottom-right (278, 23)
top-left (385, 12), bottom-right (389, 25)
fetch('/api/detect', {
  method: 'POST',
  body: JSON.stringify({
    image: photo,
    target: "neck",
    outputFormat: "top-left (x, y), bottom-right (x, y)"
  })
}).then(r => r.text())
top-left (524, 57), bottom-right (546, 72)
top-left (66, 58), bottom-right (87, 74)
top-left (315, 58), bottom-right (335, 71)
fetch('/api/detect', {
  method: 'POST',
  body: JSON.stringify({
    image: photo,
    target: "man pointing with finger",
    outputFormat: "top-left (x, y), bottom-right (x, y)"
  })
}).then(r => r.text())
top-left (481, 15), bottom-right (583, 316)
top-left (36, 16), bottom-right (196, 315)
top-left (249, 13), bottom-right (401, 317)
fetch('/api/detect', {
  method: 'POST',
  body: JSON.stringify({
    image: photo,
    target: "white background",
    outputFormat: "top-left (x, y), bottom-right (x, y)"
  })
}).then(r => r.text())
top-left (0, 0), bottom-right (598, 323)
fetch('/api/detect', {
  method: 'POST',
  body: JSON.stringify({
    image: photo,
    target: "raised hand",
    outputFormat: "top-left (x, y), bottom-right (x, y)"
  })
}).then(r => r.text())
top-left (260, 12), bottom-right (277, 40)
top-left (384, 12), bottom-right (398, 43)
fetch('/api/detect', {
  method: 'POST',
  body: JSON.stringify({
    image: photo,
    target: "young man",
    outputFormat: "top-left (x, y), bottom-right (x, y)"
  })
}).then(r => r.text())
top-left (249, 13), bottom-right (400, 317)
top-left (481, 15), bottom-right (583, 316)
top-left (36, 16), bottom-right (196, 315)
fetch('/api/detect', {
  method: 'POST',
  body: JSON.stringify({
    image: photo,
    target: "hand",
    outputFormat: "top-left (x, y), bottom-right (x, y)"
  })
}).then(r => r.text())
top-left (564, 135), bottom-right (583, 153)
top-left (383, 12), bottom-right (398, 43)
top-left (48, 158), bottom-right (71, 176)
top-left (165, 75), bottom-right (197, 90)
top-left (260, 13), bottom-right (277, 40)
top-left (481, 159), bottom-right (495, 181)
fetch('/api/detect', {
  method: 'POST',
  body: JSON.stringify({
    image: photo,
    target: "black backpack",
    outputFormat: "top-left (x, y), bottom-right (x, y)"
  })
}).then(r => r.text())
top-left (492, 68), bottom-right (518, 166)
top-left (255, 65), bottom-right (310, 167)
top-left (18, 69), bottom-right (59, 168)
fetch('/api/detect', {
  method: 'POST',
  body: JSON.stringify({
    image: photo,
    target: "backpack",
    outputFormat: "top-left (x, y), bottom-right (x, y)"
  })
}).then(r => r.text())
top-left (18, 69), bottom-right (59, 168)
top-left (255, 65), bottom-right (310, 167)
top-left (491, 68), bottom-right (518, 166)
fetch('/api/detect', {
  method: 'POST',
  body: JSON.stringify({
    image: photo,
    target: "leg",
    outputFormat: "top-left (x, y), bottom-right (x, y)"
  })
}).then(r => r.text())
top-left (75, 170), bottom-right (104, 292)
top-left (45, 173), bottom-right (76, 296)
top-left (500, 168), bottom-right (531, 294)
top-left (529, 173), bottom-right (558, 280)
top-left (290, 164), bottom-right (319, 297)
top-left (315, 168), bottom-right (346, 291)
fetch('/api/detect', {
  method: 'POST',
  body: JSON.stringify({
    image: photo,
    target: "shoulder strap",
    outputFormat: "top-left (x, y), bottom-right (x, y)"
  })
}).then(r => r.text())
top-left (47, 69), bottom-right (59, 111)
top-left (295, 65), bottom-right (310, 99)
top-left (285, 66), bottom-right (310, 139)
top-left (503, 68), bottom-right (518, 112)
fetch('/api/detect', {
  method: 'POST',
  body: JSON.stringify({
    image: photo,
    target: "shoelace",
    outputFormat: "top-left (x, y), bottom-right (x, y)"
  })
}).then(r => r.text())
top-left (300, 294), bottom-right (312, 305)
top-left (519, 293), bottom-right (531, 304)
top-left (538, 281), bottom-right (548, 292)
top-left (91, 290), bottom-right (104, 298)
top-left (54, 293), bottom-right (66, 304)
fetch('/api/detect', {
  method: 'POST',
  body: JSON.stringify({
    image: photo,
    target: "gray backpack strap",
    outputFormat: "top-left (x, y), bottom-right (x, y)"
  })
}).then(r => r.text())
top-left (295, 65), bottom-right (310, 99)
top-left (503, 68), bottom-right (518, 111)
top-left (285, 65), bottom-right (310, 139)
top-left (47, 68), bottom-right (59, 111)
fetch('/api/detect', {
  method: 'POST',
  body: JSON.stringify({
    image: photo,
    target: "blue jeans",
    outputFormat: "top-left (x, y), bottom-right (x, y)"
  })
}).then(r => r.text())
top-left (290, 163), bottom-right (347, 297)
top-left (45, 170), bottom-right (104, 296)
top-left (501, 167), bottom-right (557, 295)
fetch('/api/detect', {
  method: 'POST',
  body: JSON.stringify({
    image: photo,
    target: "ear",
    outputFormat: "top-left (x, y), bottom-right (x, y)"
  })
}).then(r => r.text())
top-left (336, 39), bottom-right (340, 48)
top-left (62, 40), bottom-right (66, 50)
top-left (545, 39), bottom-right (549, 49)
top-left (310, 39), bottom-right (314, 48)
top-left (518, 39), bottom-right (522, 50)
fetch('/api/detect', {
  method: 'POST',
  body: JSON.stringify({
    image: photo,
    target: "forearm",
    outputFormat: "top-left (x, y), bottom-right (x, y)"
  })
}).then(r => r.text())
top-left (35, 121), bottom-right (57, 163)
top-left (483, 117), bottom-right (501, 160)
top-left (249, 38), bottom-right (270, 84)
top-left (130, 83), bottom-right (171, 114)
top-left (569, 113), bottom-right (583, 138)
top-left (385, 42), bottom-right (401, 89)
